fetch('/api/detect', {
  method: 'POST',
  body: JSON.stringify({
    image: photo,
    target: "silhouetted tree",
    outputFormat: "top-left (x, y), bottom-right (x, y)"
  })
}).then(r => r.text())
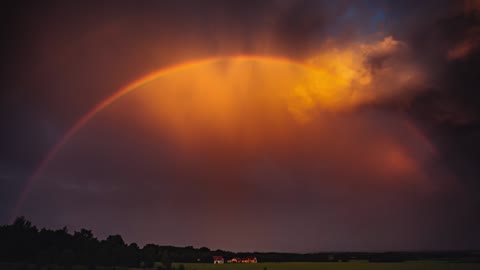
top-left (60, 249), bottom-right (75, 269)
top-left (125, 242), bottom-right (141, 267)
top-left (142, 244), bottom-right (157, 268)
top-left (161, 250), bottom-right (172, 270)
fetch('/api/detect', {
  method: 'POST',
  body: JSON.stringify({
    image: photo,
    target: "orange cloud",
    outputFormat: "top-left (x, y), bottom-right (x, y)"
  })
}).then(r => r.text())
top-left (118, 54), bottom-right (433, 187)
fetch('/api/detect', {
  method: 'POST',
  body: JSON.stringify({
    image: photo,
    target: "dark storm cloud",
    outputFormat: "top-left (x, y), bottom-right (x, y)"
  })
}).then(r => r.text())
top-left (402, 8), bottom-right (480, 186)
top-left (1, 0), bottom-right (480, 251)
top-left (396, 6), bottom-right (480, 249)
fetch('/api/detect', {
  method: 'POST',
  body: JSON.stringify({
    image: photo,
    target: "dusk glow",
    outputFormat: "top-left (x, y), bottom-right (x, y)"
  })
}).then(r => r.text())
top-left (1, 0), bottom-right (480, 259)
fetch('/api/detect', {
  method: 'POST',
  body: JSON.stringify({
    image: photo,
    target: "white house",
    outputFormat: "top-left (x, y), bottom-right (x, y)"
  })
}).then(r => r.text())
top-left (213, 256), bottom-right (224, 264)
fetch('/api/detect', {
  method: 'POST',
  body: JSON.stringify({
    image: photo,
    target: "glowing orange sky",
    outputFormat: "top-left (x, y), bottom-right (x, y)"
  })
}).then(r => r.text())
top-left (14, 41), bottom-right (432, 220)
top-left (115, 56), bottom-right (431, 184)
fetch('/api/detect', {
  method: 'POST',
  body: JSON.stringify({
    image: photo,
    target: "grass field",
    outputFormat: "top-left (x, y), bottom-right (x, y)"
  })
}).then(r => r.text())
top-left (175, 262), bottom-right (480, 270)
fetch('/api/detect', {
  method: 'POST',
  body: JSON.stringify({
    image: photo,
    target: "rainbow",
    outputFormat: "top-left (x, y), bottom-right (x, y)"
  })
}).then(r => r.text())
top-left (10, 55), bottom-right (437, 222)
top-left (9, 55), bottom-right (327, 222)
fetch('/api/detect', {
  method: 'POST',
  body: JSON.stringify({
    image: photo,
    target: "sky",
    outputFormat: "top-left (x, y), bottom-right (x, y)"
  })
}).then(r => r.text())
top-left (1, 0), bottom-right (480, 252)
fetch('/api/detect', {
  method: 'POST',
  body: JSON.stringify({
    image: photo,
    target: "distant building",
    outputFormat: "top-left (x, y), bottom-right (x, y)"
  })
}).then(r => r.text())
top-left (213, 256), bottom-right (224, 264)
top-left (227, 257), bottom-right (257, 263)
top-left (227, 257), bottom-right (241, 263)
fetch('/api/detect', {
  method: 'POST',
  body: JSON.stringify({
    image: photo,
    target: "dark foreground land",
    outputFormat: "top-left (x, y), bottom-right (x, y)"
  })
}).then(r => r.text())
top-left (2, 218), bottom-right (480, 270)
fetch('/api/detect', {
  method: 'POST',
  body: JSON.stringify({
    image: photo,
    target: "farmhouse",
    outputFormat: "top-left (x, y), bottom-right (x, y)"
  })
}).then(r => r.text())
top-left (213, 256), bottom-right (224, 264)
top-left (227, 257), bottom-right (241, 263)
top-left (241, 257), bottom-right (257, 263)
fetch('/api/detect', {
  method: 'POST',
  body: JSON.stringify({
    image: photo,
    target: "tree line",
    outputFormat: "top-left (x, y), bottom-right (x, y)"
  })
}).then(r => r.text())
top-left (1, 217), bottom-right (478, 269)
top-left (1, 217), bottom-right (207, 268)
